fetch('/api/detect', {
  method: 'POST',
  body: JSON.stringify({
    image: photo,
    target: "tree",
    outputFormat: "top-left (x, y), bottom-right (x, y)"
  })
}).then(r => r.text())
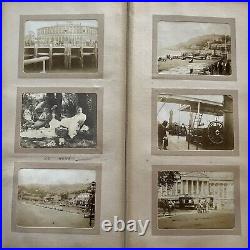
top-left (55, 93), bottom-right (62, 120)
top-left (158, 171), bottom-right (180, 190)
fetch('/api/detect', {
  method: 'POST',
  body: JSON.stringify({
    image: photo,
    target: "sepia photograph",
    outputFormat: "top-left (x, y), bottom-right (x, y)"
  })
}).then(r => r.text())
top-left (152, 166), bottom-right (240, 235)
top-left (15, 87), bottom-right (103, 154)
top-left (12, 163), bottom-right (101, 234)
top-left (152, 16), bottom-right (236, 80)
top-left (19, 15), bottom-right (104, 78)
top-left (152, 89), bottom-right (239, 156)
top-left (158, 171), bottom-right (235, 229)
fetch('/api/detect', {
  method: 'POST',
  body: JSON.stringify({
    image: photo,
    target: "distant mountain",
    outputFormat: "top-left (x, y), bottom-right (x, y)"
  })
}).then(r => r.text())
top-left (165, 34), bottom-right (230, 50)
top-left (19, 183), bottom-right (91, 195)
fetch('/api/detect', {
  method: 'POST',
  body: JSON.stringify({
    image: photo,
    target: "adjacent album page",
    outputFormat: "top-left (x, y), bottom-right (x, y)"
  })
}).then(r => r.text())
top-left (126, 3), bottom-right (247, 247)
top-left (3, 3), bottom-right (127, 247)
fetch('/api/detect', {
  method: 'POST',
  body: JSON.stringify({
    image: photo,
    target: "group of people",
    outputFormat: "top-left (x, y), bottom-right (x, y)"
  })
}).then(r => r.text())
top-left (158, 198), bottom-right (175, 216)
top-left (22, 105), bottom-right (88, 139)
top-left (197, 199), bottom-right (212, 213)
top-left (158, 121), bottom-right (189, 150)
top-left (22, 105), bottom-right (52, 130)
top-left (200, 59), bottom-right (231, 75)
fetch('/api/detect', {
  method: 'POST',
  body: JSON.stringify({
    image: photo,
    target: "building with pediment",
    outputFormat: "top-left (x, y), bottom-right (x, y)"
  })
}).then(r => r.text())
top-left (158, 171), bottom-right (234, 209)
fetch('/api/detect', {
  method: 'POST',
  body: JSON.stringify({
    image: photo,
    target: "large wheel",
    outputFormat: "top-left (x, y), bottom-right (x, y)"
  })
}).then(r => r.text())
top-left (207, 121), bottom-right (224, 144)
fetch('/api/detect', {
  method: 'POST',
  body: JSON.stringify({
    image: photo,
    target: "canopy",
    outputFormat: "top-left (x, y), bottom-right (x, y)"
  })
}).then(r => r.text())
top-left (158, 95), bottom-right (225, 116)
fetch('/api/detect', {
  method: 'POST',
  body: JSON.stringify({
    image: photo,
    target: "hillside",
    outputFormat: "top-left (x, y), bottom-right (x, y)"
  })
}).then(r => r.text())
top-left (166, 34), bottom-right (231, 50)
top-left (19, 183), bottom-right (91, 196)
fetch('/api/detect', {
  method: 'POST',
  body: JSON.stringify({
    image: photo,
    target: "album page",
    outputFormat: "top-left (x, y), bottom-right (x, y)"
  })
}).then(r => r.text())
top-left (126, 2), bottom-right (247, 247)
top-left (3, 2), bottom-right (127, 247)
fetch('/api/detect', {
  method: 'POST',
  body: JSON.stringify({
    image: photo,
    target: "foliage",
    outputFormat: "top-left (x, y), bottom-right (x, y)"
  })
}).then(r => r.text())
top-left (158, 171), bottom-right (180, 190)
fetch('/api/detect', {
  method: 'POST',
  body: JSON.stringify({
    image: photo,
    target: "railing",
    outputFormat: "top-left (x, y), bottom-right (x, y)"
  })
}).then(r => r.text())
top-left (24, 45), bottom-right (98, 71)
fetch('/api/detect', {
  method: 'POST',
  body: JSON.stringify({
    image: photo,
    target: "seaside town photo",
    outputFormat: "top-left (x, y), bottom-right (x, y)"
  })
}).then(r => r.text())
top-left (157, 21), bottom-right (232, 76)
top-left (16, 168), bottom-right (97, 228)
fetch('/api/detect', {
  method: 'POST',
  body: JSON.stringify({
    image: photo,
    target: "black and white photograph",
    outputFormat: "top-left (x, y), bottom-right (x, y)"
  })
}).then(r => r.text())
top-left (12, 163), bottom-right (101, 234)
top-left (157, 170), bottom-right (236, 230)
top-left (152, 90), bottom-right (239, 155)
top-left (19, 15), bottom-right (104, 78)
top-left (15, 87), bottom-right (103, 154)
top-left (16, 168), bottom-right (96, 229)
top-left (152, 16), bottom-right (236, 80)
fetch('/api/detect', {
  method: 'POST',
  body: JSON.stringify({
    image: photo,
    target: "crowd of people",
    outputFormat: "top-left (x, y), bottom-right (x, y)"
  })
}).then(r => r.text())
top-left (22, 105), bottom-right (89, 140)
top-left (159, 198), bottom-right (215, 217)
top-left (199, 59), bottom-right (232, 75)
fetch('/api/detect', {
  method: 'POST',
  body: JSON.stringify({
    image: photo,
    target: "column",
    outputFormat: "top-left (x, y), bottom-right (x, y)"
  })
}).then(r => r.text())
top-left (196, 181), bottom-right (199, 195)
top-left (223, 95), bottom-right (234, 149)
top-left (191, 180), bottom-right (194, 195)
top-left (206, 182), bottom-right (209, 195)
top-left (204, 181), bottom-right (207, 195)
top-left (185, 180), bottom-right (189, 194)
top-left (180, 181), bottom-right (183, 195)
top-left (175, 182), bottom-right (178, 195)
top-left (201, 181), bottom-right (204, 195)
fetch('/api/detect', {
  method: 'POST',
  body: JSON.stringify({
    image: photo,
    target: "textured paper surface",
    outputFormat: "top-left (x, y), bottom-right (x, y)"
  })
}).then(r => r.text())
top-left (126, 2), bottom-right (247, 248)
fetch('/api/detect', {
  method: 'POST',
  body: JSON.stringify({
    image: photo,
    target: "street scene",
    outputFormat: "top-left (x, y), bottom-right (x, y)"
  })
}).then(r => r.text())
top-left (23, 20), bottom-right (98, 73)
top-left (157, 171), bottom-right (235, 229)
top-left (157, 21), bottom-right (232, 76)
top-left (20, 92), bottom-right (97, 148)
top-left (157, 94), bottom-right (234, 151)
top-left (16, 169), bottom-right (96, 228)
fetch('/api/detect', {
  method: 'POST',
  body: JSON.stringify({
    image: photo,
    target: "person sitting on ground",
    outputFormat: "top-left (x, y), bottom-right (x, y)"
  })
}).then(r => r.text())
top-left (22, 105), bottom-right (34, 129)
top-left (55, 107), bottom-right (88, 139)
top-left (32, 107), bottom-right (52, 129)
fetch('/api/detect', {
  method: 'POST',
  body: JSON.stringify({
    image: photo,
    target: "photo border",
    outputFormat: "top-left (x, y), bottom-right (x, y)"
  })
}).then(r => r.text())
top-left (151, 88), bottom-right (239, 156)
top-left (151, 165), bottom-right (241, 236)
top-left (18, 14), bottom-right (104, 79)
top-left (152, 15), bottom-right (237, 81)
top-left (11, 162), bottom-right (102, 234)
top-left (15, 86), bottom-right (103, 154)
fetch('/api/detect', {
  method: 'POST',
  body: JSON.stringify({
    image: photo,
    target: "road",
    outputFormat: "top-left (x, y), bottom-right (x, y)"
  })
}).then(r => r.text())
top-left (158, 210), bottom-right (235, 229)
top-left (16, 200), bottom-right (94, 228)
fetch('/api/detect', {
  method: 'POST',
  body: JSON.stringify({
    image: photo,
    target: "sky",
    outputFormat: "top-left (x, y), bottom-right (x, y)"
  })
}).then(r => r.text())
top-left (25, 20), bottom-right (98, 36)
top-left (18, 169), bottom-right (96, 185)
top-left (157, 95), bottom-right (224, 126)
top-left (160, 171), bottom-right (234, 180)
top-left (158, 21), bottom-right (231, 51)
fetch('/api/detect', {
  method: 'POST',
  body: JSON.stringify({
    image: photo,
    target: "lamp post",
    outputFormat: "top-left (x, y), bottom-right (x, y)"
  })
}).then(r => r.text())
top-left (87, 181), bottom-right (96, 227)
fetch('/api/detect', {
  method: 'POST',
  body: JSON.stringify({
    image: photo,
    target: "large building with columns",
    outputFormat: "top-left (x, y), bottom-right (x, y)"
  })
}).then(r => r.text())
top-left (158, 171), bottom-right (234, 209)
top-left (34, 23), bottom-right (98, 47)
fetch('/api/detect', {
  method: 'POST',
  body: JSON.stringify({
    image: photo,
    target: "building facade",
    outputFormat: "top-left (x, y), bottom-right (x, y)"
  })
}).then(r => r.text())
top-left (158, 172), bottom-right (234, 209)
top-left (34, 23), bottom-right (98, 47)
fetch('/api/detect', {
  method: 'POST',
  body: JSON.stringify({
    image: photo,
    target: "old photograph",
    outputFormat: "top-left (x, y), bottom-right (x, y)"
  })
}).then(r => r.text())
top-left (15, 87), bottom-right (103, 154)
top-left (19, 15), bottom-right (104, 77)
top-left (153, 16), bottom-right (236, 80)
top-left (156, 170), bottom-right (236, 230)
top-left (13, 166), bottom-right (99, 231)
top-left (152, 89), bottom-right (239, 155)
